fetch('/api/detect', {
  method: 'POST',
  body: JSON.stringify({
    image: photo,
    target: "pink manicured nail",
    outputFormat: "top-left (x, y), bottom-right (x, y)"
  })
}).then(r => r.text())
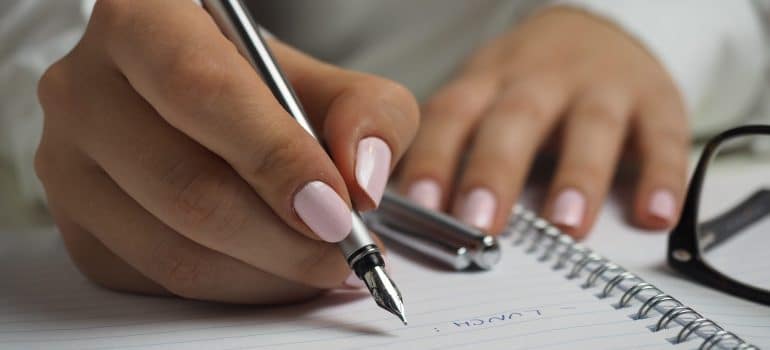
top-left (343, 271), bottom-right (365, 289)
top-left (355, 137), bottom-right (392, 206)
top-left (649, 189), bottom-right (676, 222)
top-left (293, 181), bottom-right (352, 243)
top-left (551, 188), bottom-right (586, 228)
top-left (407, 179), bottom-right (441, 210)
top-left (456, 188), bottom-right (496, 230)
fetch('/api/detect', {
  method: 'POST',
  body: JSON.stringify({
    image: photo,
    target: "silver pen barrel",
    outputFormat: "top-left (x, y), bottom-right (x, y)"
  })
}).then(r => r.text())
top-left (202, 0), bottom-right (315, 136)
top-left (202, 0), bottom-right (405, 324)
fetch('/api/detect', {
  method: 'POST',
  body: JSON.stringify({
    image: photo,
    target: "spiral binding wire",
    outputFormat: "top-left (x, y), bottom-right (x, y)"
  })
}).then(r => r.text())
top-left (508, 205), bottom-right (758, 350)
top-left (637, 294), bottom-right (679, 320)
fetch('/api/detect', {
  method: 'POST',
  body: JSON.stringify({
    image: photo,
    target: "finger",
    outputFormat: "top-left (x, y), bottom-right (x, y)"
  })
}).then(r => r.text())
top-left (397, 73), bottom-right (500, 210)
top-left (53, 66), bottom-right (356, 290)
top-left (451, 77), bottom-right (569, 233)
top-left (40, 161), bottom-right (324, 304)
top-left (49, 207), bottom-right (169, 296)
top-left (631, 92), bottom-right (689, 229)
top-left (37, 53), bottom-right (354, 290)
top-left (321, 77), bottom-right (418, 210)
top-left (268, 43), bottom-right (420, 210)
top-left (91, 0), bottom-right (352, 243)
top-left (543, 87), bottom-right (634, 238)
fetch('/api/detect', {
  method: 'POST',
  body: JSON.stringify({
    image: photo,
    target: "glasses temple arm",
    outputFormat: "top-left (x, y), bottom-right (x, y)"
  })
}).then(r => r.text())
top-left (698, 188), bottom-right (770, 252)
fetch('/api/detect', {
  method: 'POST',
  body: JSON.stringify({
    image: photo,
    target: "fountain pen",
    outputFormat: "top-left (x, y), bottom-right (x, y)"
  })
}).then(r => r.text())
top-left (202, 0), bottom-right (406, 324)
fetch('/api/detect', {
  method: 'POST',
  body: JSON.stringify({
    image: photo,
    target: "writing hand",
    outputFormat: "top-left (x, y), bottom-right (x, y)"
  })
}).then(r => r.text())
top-left (36, 0), bottom-right (418, 303)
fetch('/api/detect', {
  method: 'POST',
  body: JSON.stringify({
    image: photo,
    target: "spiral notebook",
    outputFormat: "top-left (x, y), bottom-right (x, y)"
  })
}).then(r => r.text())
top-left (1, 208), bottom-right (766, 350)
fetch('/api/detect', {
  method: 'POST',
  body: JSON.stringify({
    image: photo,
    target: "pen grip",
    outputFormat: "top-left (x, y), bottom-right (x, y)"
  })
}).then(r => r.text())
top-left (339, 213), bottom-right (379, 265)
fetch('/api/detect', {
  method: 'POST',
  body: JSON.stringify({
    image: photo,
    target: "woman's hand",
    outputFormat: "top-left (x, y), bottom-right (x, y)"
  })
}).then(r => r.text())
top-left (35, 0), bottom-right (418, 303)
top-left (398, 7), bottom-right (689, 238)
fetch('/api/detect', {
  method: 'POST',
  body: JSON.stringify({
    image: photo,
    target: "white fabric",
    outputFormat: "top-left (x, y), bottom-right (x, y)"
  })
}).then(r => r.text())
top-left (0, 0), bottom-right (768, 214)
top-left (558, 0), bottom-right (770, 137)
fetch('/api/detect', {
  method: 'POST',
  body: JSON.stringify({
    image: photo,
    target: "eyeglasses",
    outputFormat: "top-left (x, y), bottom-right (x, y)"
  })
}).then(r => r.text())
top-left (668, 125), bottom-right (770, 306)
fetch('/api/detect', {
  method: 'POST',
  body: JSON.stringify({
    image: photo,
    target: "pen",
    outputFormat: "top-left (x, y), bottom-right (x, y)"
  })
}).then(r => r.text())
top-left (364, 214), bottom-right (473, 271)
top-left (364, 191), bottom-right (501, 270)
top-left (202, 0), bottom-right (406, 324)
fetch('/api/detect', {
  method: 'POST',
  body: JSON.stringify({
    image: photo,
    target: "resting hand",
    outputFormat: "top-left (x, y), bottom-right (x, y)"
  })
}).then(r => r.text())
top-left (399, 7), bottom-right (688, 238)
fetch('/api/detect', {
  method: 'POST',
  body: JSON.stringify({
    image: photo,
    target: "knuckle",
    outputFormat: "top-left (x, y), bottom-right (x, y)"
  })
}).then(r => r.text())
top-left (371, 79), bottom-right (420, 124)
top-left (171, 169), bottom-right (248, 243)
top-left (34, 137), bottom-right (80, 189)
top-left (561, 160), bottom-right (609, 188)
top-left (90, 0), bottom-right (139, 33)
top-left (56, 223), bottom-right (128, 293)
top-left (572, 87), bottom-right (630, 131)
top-left (151, 241), bottom-right (210, 299)
top-left (291, 241), bottom-right (345, 287)
top-left (368, 78), bottom-right (417, 108)
top-left (70, 258), bottom-right (115, 290)
top-left (647, 158), bottom-right (686, 177)
top-left (581, 162), bottom-right (608, 183)
top-left (498, 87), bottom-right (552, 128)
top-left (583, 111), bottom-right (625, 131)
top-left (640, 139), bottom-right (688, 174)
top-left (663, 125), bottom-right (690, 147)
top-left (641, 123), bottom-right (690, 152)
top-left (497, 76), bottom-right (562, 120)
top-left (33, 144), bottom-right (54, 184)
top-left (425, 78), bottom-right (495, 121)
top-left (345, 76), bottom-right (420, 139)
top-left (246, 135), bottom-right (304, 186)
top-left (38, 56), bottom-right (89, 131)
top-left (162, 50), bottom-right (234, 109)
top-left (644, 81), bottom-right (682, 104)
top-left (37, 60), bottom-right (72, 112)
top-left (59, 229), bottom-right (104, 284)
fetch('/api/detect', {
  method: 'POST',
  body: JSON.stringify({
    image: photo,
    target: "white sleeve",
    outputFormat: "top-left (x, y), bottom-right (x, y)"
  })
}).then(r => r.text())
top-left (0, 0), bottom-right (90, 204)
top-left (552, 0), bottom-right (769, 138)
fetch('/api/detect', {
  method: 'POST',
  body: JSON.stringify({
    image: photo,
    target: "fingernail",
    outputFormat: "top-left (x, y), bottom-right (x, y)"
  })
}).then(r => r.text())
top-left (343, 271), bottom-right (365, 289)
top-left (551, 188), bottom-right (586, 228)
top-left (649, 189), bottom-right (676, 223)
top-left (294, 181), bottom-right (352, 243)
top-left (407, 179), bottom-right (441, 210)
top-left (456, 188), bottom-right (496, 230)
top-left (355, 137), bottom-right (392, 207)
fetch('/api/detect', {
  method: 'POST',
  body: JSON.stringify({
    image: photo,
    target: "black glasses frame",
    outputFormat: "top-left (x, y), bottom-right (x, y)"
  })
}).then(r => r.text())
top-left (668, 124), bottom-right (770, 306)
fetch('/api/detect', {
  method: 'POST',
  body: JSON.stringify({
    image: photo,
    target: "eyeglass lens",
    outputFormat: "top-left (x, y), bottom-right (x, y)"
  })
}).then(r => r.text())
top-left (697, 133), bottom-right (770, 292)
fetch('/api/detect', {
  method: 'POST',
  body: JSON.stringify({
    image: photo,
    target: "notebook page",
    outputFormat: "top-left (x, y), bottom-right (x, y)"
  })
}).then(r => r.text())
top-left (1, 228), bottom-right (671, 350)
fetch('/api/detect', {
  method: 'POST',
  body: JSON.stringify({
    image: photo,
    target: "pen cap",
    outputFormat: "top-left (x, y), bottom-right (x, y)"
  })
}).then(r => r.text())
top-left (376, 192), bottom-right (501, 269)
top-left (363, 214), bottom-right (473, 270)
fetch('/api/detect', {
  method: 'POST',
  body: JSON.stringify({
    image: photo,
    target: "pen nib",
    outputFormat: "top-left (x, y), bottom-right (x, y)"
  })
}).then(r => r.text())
top-left (363, 266), bottom-right (407, 325)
